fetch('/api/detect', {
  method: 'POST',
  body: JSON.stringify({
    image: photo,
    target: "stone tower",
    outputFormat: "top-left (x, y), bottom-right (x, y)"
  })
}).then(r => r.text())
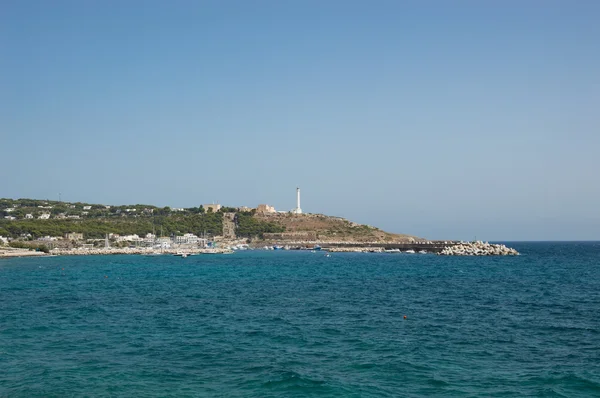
top-left (222, 212), bottom-right (236, 239)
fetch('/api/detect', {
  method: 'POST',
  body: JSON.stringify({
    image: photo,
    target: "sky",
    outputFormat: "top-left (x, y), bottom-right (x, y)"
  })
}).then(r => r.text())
top-left (1, 1), bottom-right (599, 241)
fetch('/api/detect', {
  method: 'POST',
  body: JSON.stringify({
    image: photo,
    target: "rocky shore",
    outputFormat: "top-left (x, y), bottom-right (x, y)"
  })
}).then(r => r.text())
top-left (438, 241), bottom-right (519, 256)
top-left (327, 247), bottom-right (386, 253)
top-left (48, 247), bottom-right (232, 256)
top-left (0, 248), bottom-right (48, 258)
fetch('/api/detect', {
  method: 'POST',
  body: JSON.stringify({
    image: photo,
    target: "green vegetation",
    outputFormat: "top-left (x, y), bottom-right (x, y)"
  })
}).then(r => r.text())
top-left (0, 198), bottom-right (284, 240)
top-left (0, 214), bottom-right (224, 239)
top-left (235, 212), bottom-right (285, 238)
top-left (8, 241), bottom-right (50, 253)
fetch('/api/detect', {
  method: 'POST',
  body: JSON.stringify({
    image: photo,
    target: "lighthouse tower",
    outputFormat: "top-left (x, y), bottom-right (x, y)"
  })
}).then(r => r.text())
top-left (293, 187), bottom-right (302, 214)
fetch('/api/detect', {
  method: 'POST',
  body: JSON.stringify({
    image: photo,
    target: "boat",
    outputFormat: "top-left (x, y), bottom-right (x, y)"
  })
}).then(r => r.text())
top-left (404, 249), bottom-right (415, 254)
top-left (384, 249), bottom-right (401, 253)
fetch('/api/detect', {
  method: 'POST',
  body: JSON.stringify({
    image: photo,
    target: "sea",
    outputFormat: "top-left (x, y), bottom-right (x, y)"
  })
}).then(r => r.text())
top-left (1, 242), bottom-right (599, 397)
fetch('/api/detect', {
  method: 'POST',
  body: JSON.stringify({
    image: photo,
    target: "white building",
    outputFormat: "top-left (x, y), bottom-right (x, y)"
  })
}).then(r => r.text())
top-left (0, 236), bottom-right (8, 244)
top-left (83, 206), bottom-right (92, 210)
top-left (143, 233), bottom-right (156, 244)
top-left (116, 234), bottom-right (142, 242)
top-left (174, 233), bottom-right (200, 244)
top-left (65, 232), bottom-right (84, 241)
top-left (4, 216), bottom-right (16, 220)
top-left (156, 237), bottom-right (172, 249)
top-left (38, 213), bottom-right (51, 220)
top-left (38, 236), bottom-right (60, 242)
top-left (25, 214), bottom-right (34, 219)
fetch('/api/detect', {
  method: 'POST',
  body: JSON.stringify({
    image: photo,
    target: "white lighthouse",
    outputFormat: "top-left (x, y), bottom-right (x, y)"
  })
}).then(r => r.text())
top-left (292, 187), bottom-right (302, 214)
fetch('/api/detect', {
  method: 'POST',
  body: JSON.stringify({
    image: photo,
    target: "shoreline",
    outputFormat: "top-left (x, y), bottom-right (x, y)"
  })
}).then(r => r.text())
top-left (1, 241), bottom-right (519, 258)
top-left (0, 247), bottom-right (233, 258)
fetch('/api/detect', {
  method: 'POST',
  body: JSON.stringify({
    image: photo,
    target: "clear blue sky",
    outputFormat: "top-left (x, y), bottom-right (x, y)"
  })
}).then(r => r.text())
top-left (1, 1), bottom-right (599, 241)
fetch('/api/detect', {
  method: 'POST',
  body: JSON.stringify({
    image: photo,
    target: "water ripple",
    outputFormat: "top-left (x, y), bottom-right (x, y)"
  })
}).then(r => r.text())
top-left (1, 243), bottom-right (599, 396)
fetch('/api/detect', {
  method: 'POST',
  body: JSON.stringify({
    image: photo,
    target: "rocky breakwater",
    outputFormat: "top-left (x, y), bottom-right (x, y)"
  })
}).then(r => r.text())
top-left (439, 241), bottom-right (519, 256)
top-left (327, 247), bottom-right (385, 253)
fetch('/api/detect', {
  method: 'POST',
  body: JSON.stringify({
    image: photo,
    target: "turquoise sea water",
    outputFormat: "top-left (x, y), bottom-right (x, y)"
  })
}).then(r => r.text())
top-left (1, 242), bottom-right (599, 397)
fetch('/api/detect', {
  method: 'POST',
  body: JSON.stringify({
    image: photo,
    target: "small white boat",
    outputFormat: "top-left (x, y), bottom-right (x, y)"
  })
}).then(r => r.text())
top-left (404, 249), bottom-right (415, 254)
top-left (384, 249), bottom-right (401, 253)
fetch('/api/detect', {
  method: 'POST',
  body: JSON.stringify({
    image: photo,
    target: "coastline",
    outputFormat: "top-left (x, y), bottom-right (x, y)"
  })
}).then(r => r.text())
top-left (0, 248), bottom-right (49, 258)
top-left (1, 241), bottom-right (519, 258)
top-left (49, 247), bottom-right (233, 256)
top-left (0, 247), bottom-right (232, 258)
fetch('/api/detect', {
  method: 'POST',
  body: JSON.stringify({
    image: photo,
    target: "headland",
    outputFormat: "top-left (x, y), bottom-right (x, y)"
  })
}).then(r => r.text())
top-left (0, 197), bottom-right (518, 257)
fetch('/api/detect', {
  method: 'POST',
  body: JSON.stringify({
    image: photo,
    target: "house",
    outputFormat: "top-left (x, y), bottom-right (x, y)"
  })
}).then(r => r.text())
top-left (115, 234), bottom-right (142, 242)
top-left (37, 236), bottom-right (60, 242)
top-left (174, 233), bottom-right (200, 244)
top-left (203, 204), bottom-right (222, 213)
top-left (65, 232), bottom-right (84, 241)
top-left (4, 216), bottom-right (16, 220)
top-left (38, 213), bottom-right (51, 220)
top-left (83, 206), bottom-right (92, 210)
top-left (143, 233), bottom-right (156, 244)
top-left (0, 236), bottom-right (8, 244)
top-left (25, 214), bottom-right (33, 219)
top-left (156, 237), bottom-right (172, 249)
top-left (256, 204), bottom-right (276, 214)
top-left (67, 215), bottom-right (80, 219)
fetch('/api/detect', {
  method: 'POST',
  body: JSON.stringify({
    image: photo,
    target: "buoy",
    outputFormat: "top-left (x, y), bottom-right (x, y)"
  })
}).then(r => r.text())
top-left (403, 315), bottom-right (407, 319)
